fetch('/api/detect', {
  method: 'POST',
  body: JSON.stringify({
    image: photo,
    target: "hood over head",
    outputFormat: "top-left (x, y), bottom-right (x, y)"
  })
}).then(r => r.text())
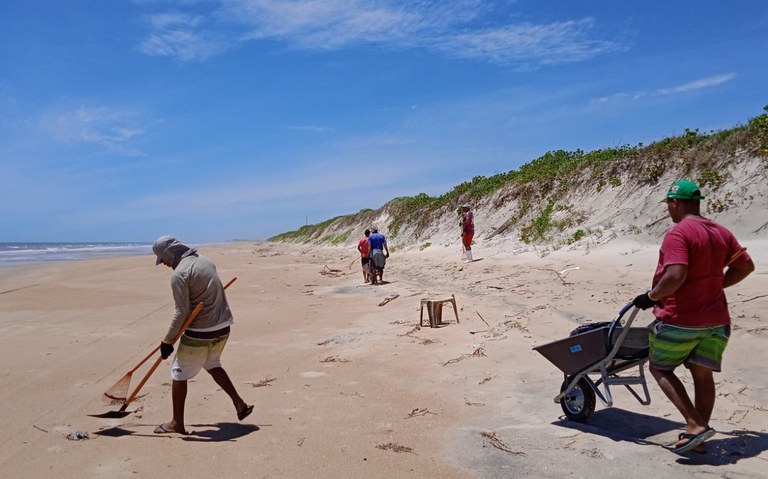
top-left (152, 235), bottom-right (197, 266)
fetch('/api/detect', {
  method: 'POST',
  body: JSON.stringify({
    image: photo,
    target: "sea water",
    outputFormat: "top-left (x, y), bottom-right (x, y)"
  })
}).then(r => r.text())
top-left (0, 242), bottom-right (152, 268)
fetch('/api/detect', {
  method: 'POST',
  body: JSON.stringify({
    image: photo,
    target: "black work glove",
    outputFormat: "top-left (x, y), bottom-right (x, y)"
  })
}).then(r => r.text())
top-left (633, 292), bottom-right (661, 310)
top-left (385, 252), bottom-right (390, 258)
top-left (160, 341), bottom-right (174, 360)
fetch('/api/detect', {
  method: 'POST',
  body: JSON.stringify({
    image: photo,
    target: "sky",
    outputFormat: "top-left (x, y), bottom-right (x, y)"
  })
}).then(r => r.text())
top-left (1, 1), bottom-right (766, 243)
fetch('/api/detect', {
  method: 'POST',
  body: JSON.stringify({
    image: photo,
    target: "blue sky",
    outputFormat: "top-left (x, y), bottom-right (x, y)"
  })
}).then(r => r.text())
top-left (1, 1), bottom-right (766, 243)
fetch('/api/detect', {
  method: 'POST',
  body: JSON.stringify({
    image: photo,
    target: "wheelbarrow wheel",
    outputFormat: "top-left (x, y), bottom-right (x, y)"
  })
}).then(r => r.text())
top-left (560, 376), bottom-right (595, 422)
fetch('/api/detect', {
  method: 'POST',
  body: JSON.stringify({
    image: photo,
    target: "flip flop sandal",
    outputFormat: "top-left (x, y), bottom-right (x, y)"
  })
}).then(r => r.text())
top-left (678, 432), bottom-right (707, 454)
top-left (671, 427), bottom-right (715, 454)
top-left (238, 404), bottom-right (254, 421)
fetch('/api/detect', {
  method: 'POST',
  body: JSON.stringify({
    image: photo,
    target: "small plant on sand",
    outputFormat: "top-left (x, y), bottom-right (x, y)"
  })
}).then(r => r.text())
top-left (698, 168), bottom-right (723, 188)
top-left (707, 192), bottom-right (735, 213)
top-left (419, 242), bottom-right (431, 251)
top-left (520, 200), bottom-right (555, 244)
top-left (567, 229), bottom-right (586, 244)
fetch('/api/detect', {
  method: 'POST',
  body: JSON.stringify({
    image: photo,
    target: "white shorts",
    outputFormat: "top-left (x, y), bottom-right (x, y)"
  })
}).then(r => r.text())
top-left (170, 333), bottom-right (229, 381)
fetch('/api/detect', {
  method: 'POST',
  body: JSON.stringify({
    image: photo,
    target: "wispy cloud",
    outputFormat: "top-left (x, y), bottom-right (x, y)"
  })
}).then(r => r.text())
top-left (140, 11), bottom-right (228, 60)
top-left (592, 73), bottom-right (737, 104)
top-left (435, 18), bottom-right (621, 65)
top-left (37, 105), bottom-right (147, 155)
top-left (289, 125), bottom-right (333, 133)
top-left (657, 73), bottom-right (736, 95)
top-left (137, 0), bottom-right (621, 66)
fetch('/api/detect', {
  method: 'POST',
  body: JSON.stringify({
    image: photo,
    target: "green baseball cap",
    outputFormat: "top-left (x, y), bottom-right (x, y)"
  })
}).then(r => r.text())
top-left (662, 180), bottom-right (705, 202)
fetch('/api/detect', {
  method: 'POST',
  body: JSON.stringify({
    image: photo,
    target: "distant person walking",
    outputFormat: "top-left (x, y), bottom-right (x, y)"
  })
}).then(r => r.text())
top-left (460, 205), bottom-right (474, 262)
top-left (632, 180), bottom-right (754, 454)
top-left (152, 236), bottom-right (253, 435)
top-left (357, 229), bottom-right (372, 283)
top-left (368, 226), bottom-right (389, 285)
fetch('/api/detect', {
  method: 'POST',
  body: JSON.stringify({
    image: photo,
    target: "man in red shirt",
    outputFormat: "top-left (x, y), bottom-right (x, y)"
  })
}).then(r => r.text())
top-left (460, 205), bottom-right (474, 263)
top-left (357, 229), bottom-right (371, 283)
top-left (633, 180), bottom-right (754, 454)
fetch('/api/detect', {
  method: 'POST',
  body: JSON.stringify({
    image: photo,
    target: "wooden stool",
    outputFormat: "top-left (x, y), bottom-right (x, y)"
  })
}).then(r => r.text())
top-left (420, 294), bottom-right (460, 328)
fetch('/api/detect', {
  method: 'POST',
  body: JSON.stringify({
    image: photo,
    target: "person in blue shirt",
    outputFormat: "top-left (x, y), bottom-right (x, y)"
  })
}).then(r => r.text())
top-left (367, 226), bottom-right (389, 285)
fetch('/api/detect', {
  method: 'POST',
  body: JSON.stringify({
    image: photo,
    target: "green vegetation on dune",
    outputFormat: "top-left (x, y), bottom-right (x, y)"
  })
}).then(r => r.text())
top-left (269, 106), bottom-right (768, 245)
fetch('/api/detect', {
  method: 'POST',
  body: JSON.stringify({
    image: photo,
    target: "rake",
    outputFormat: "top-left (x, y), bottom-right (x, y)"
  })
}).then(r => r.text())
top-left (92, 277), bottom-right (237, 418)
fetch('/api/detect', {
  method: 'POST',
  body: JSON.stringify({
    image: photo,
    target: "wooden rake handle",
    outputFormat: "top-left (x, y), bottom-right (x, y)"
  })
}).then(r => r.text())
top-left (122, 277), bottom-right (238, 375)
top-left (121, 301), bottom-right (204, 410)
top-left (120, 276), bottom-right (238, 409)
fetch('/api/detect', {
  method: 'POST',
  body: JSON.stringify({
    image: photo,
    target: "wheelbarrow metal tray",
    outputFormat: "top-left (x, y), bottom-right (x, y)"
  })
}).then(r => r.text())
top-left (534, 326), bottom-right (649, 375)
top-left (533, 327), bottom-right (609, 375)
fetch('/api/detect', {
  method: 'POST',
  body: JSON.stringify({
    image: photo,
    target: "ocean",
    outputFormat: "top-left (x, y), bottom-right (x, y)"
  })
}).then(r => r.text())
top-left (0, 242), bottom-right (153, 268)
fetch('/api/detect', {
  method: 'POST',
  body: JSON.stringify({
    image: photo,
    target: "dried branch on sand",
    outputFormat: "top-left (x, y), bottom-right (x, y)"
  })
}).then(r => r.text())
top-left (320, 265), bottom-right (344, 277)
top-left (376, 442), bottom-right (416, 454)
top-left (442, 347), bottom-right (486, 366)
top-left (405, 408), bottom-right (437, 419)
top-left (378, 293), bottom-right (399, 306)
top-left (320, 355), bottom-right (351, 363)
top-left (481, 431), bottom-right (526, 456)
top-left (245, 377), bottom-right (277, 387)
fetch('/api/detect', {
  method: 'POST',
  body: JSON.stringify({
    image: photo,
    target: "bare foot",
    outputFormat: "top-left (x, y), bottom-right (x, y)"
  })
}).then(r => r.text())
top-left (154, 422), bottom-right (187, 434)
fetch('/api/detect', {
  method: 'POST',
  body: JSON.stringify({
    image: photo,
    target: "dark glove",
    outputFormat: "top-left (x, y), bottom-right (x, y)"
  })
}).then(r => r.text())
top-left (385, 252), bottom-right (389, 258)
top-left (633, 292), bottom-right (661, 310)
top-left (160, 341), bottom-right (174, 360)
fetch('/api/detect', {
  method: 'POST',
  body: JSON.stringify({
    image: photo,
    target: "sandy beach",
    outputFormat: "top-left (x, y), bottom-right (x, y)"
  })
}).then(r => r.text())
top-left (0, 238), bottom-right (766, 478)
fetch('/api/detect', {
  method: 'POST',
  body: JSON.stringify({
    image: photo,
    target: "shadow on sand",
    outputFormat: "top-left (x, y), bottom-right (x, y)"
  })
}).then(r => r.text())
top-left (93, 422), bottom-right (260, 442)
top-left (553, 408), bottom-right (768, 464)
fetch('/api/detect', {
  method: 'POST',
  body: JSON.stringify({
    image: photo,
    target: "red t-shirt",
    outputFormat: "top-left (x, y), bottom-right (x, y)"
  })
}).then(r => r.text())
top-left (652, 216), bottom-right (750, 327)
top-left (461, 211), bottom-right (474, 235)
top-left (358, 237), bottom-right (370, 258)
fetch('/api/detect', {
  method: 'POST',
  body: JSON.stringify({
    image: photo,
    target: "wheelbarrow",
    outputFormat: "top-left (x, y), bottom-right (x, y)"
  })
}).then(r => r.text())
top-left (532, 302), bottom-right (651, 422)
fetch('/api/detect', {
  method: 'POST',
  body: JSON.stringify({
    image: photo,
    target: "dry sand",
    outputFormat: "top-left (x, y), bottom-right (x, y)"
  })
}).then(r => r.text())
top-left (0, 237), bottom-right (766, 478)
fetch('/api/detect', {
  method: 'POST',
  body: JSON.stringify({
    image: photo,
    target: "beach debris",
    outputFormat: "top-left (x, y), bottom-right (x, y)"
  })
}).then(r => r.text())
top-left (245, 377), bottom-right (277, 387)
top-left (581, 448), bottom-right (606, 459)
top-left (378, 293), bottom-right (399, 306)
top-left (66, 431), bottom-right (90, 441)
top-left (0, 283), bottom-right (40, 295)
top-left (399, 325), bottom-right (420, 337)
top-left (741, 293), bottom-right (768, 303)
top-left (376, 442), bottom-right (416, 454)
top-left (479, 376), bottom-right (494, 385)
top-left (442, 347), bottom-right (486, 366)
top-left (481, 431), bottom-right (525, 456)
top-left (559, 266), bottom-right (580, 276)
top-left (320, 355), bottom-right (350, 363)
top-left (534, 267), bottom-right (574, 285)
top-left (405, 408), bottom-right (436, 419)
top-left (320, 266), bottom-right (344, 277)
top-left (469, 330), bottom-right (488, 335)
top-left (475, 310), bottom-right (490, 326)
top-left (464, 398), bottom-right (485, 407)
top-left (33, 425), bottom-right (48, 433)
top-left (297, 437), bottom-right (306, 447)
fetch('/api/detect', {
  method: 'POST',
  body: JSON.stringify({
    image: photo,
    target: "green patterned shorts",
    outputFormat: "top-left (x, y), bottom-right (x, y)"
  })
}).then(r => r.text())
top-left (648, 319), bottom-right (729, 371)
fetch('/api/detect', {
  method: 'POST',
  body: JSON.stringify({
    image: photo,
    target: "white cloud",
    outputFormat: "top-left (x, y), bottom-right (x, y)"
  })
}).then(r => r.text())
top-left (591, 73), bottom-right (736, 104)
top-left (436, 18), bottom-right (621, 65)
top-left (37, 105), bottom-right (147, 155)
top-left (289, 125), bottom-right (333, 132)
top-left (137, 0), bottom-right (621, 65)
top-left (140, 11), bottom-right (228, 60)
top-left (657, 73), bottom-right (736, 95)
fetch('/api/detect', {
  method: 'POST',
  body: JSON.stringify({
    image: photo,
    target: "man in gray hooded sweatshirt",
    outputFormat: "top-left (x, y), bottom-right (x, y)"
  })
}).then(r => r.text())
top-left (152, 235), bottom-right (252, 434)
